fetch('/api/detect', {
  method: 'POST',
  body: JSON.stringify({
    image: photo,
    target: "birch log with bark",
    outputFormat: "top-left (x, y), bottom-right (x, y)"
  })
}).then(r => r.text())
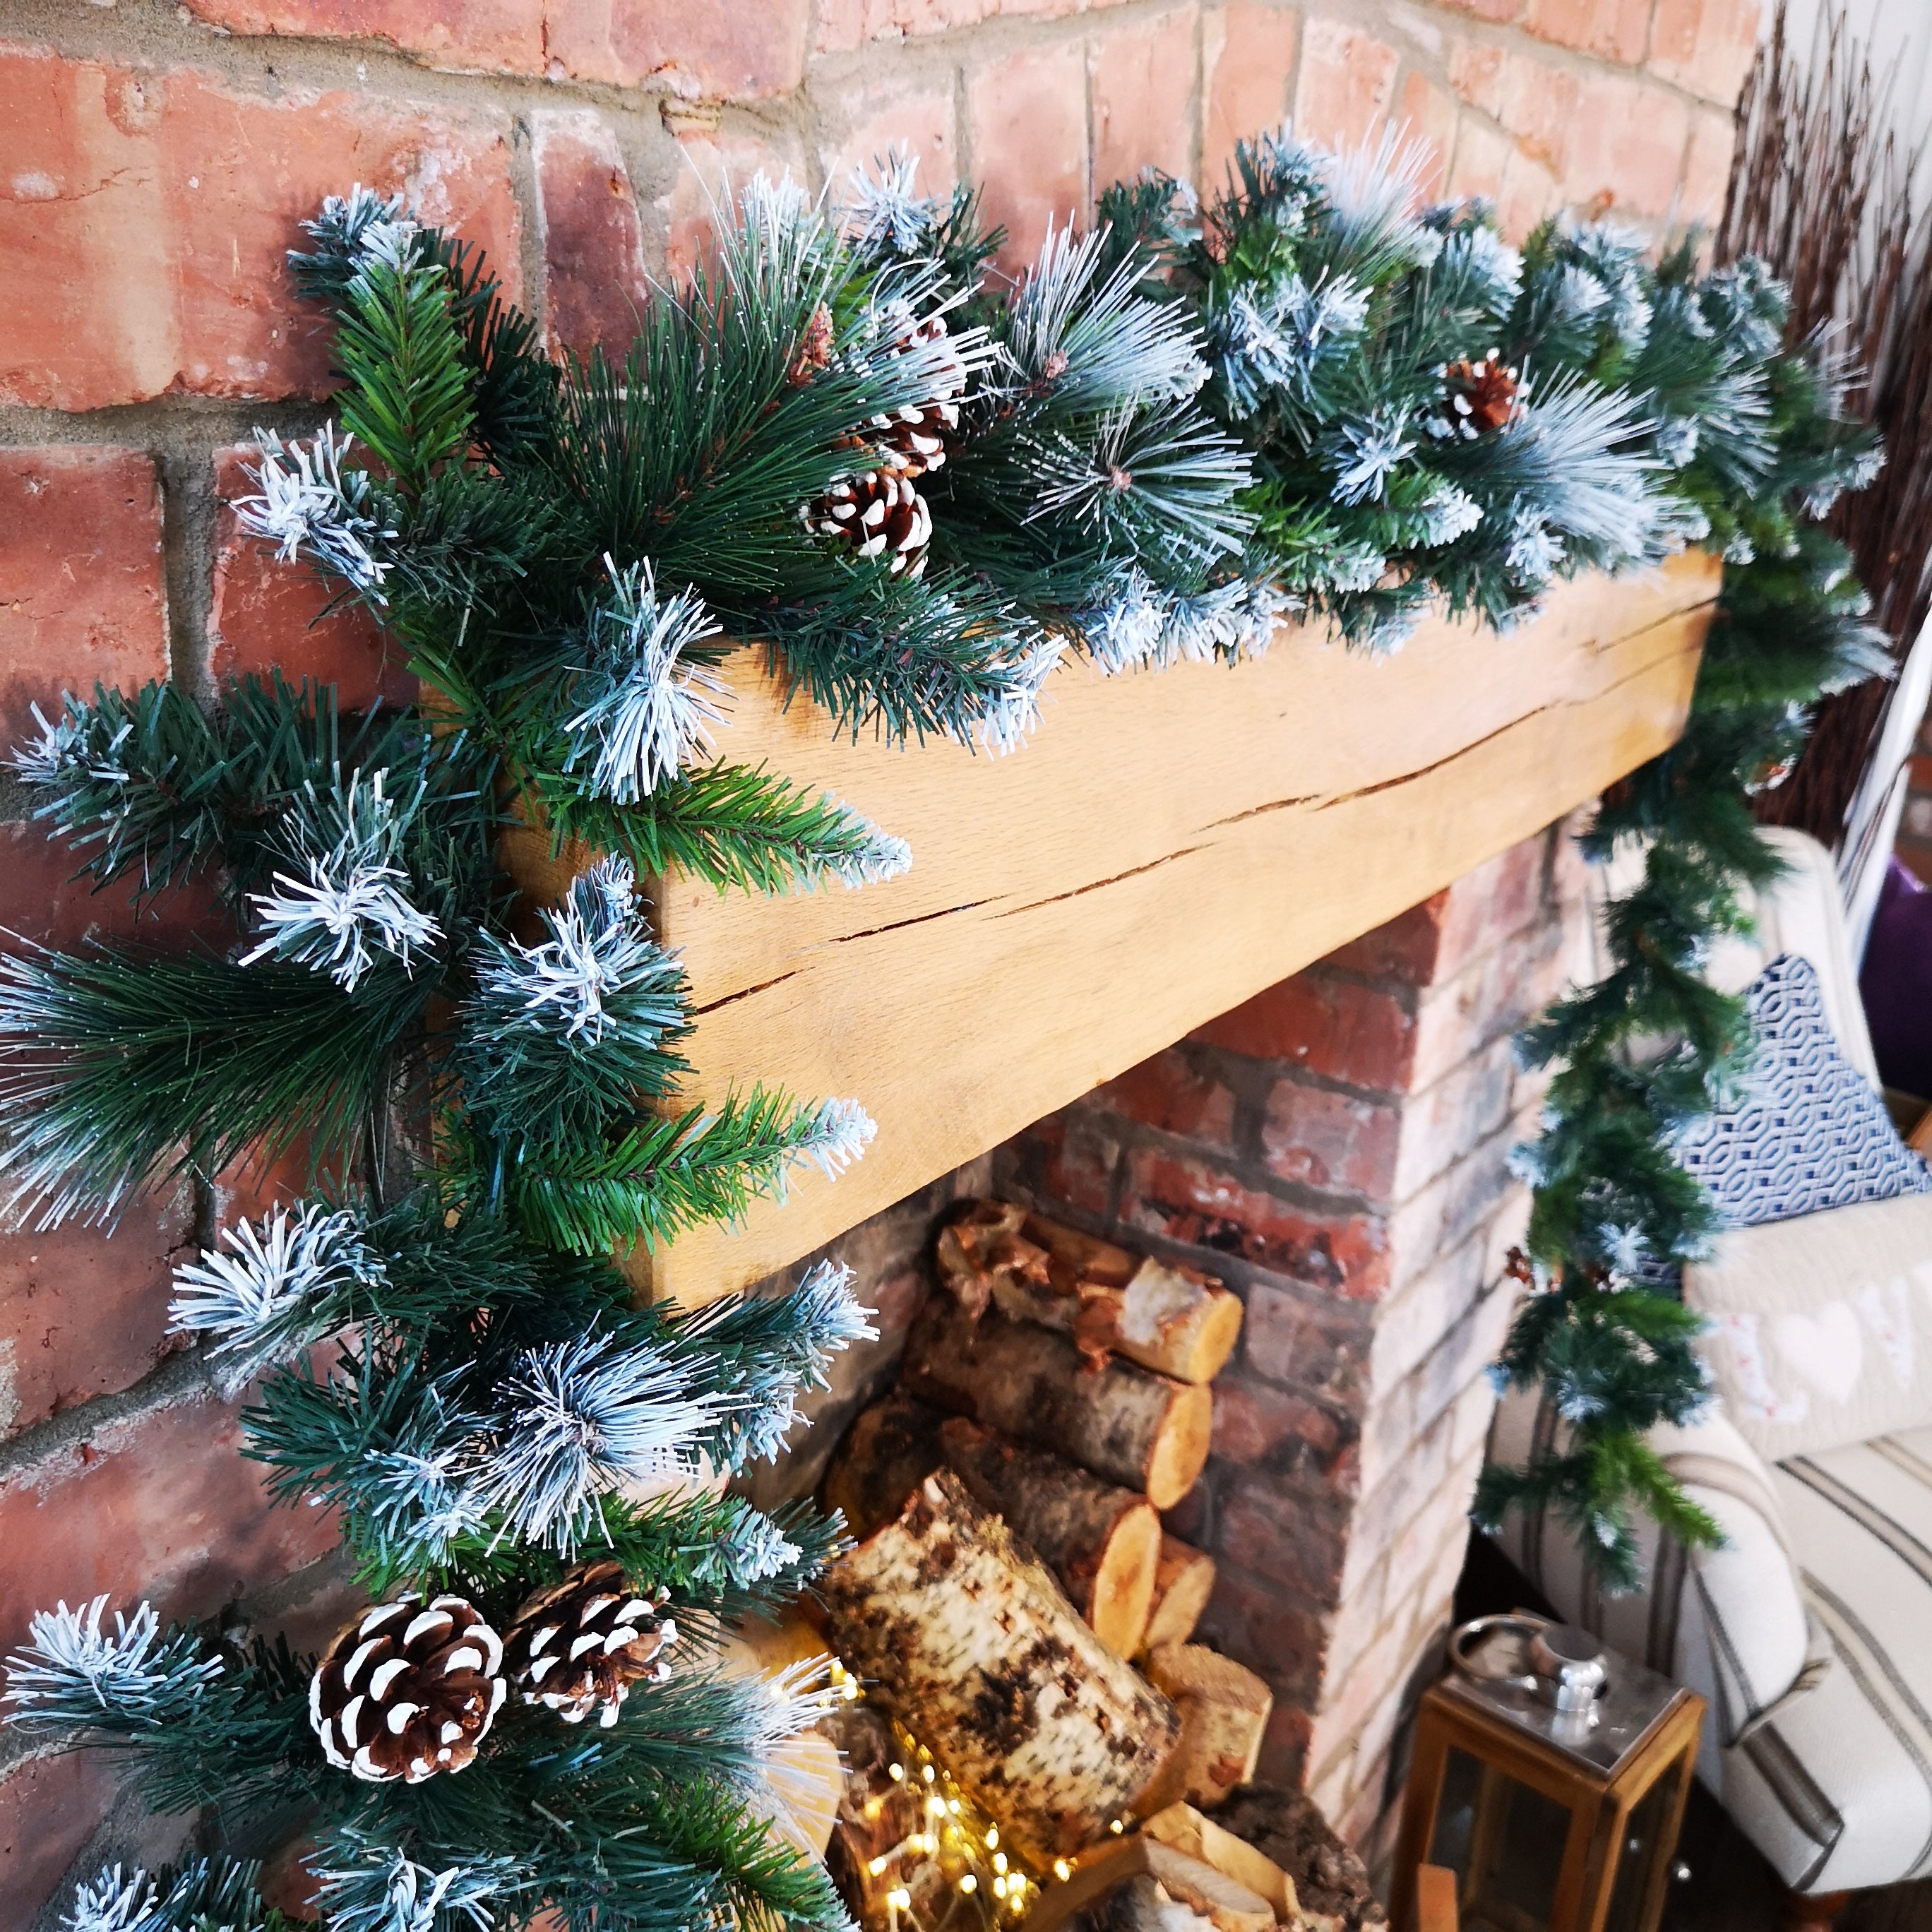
top-left (821, 1389), bottom-right (946, 1539)
top-left (937, 1416), bottom-right (1162, 1657)
top-left (936, 1203), bottom-right (1243, 1385)
top-left (815, 1469), bottom-right (1181, 1866)
top-left (900, 1295), bottom-right (1212, 1509)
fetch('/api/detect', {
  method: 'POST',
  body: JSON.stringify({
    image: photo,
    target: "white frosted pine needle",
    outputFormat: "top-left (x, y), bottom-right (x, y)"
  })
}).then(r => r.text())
top-left (470, 855), bottom-right (669, 1046)
top-left (4, 1596), bottom-right (221, 1722)
top-left (717, 1508), bottom-right (804, 1586)
top-left (242, 770), bottom-right (442, 991)
top-left (843, 145), bottom-right (938, 258)
top-left (169, 1202), bottom-right (384, 1393)
top-left (1328, 406), bottom-right (1417, 505)
top-left (1076, 566), bottom-right (1167, 674)
top-left (315, 1842), bottom-right (511, 1932)
top-left (299, 184), bottom-right (419, 275)
top-left (1318, 121), bottom-right (1443, 269)
top-left (974, 633), bottom-right (1064, 753)
top-left (234, 425), bottom-right (393, 595)
top-left (563, 557), bottom-right (729, 806)
top-left (789, 1258), bottom-right (879, 1385)
top-left (63, 1868), bottom-right (157, 1932)
top-left (820, 816), bottom-right (913, 890)
top-left (795, 1097), bottom-right (877, 1182)
top-left (480, 1330), bottom-right (726, 1551)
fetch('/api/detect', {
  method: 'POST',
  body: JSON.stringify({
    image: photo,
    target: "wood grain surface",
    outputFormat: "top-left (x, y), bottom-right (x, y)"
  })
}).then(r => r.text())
top-left (619, 552), bottom-right (1722, 1304)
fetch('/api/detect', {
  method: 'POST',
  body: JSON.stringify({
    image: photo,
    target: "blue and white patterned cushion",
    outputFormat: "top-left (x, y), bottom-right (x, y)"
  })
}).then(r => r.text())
top-left (1678, 953), bottom-right (1932, 1227)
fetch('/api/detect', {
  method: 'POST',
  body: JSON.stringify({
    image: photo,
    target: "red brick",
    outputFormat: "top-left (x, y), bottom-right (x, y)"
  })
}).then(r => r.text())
top-left (209, 447), bottom-right (412, 712)
top-left (659, 130), bottom-right (801, 288)
top-left (0, 448), bottom-right (168, 752)
top-left (967, 40), bottom-right (1089, 269)
top-left (1564, 73), bottom-right (1693, 221)
top-left (1220, 1477), bottom-right (1352, 1602)
top-left (1256, 1695), bottom-right (1313, 1784)
top-left (1241, 1280), bottom-right (1371, 1397)
top-left (1092, 8), bottom-right (1198, 196)
top-left (1031, 1109), bottom-right (1121, 1217)
top-left (0, 1751), bottom-right (121, 1928)
top-left (1099, 1049), bottom-right (1236, 1147)
top-left (1448, 117), bottom-right (1510, 205)
top-left (1211, 1374), bottom-right (1354, 1493)
top-left (825, 86), bottom-right (958, 201)
top-left (1523, 0), bottom-right (1650, 65)
top-left (816, 0), bottom-right (989, 54)
top-left (1261, 1078), bottom-right (1400, 1197)
top-left (1495, 145), bottom-right (1563, 243)
top-left (0, 49), bottom-right (520, 411)
top-left (1650, 0), bottom-right (1760, 105)
top-left (1492, 49), bottom-right (1584, 179)
top-left (0, 1193), bottom-right (194, 1440)
top-left (1292, 19), bottom-right (1400, 154)
top-left (1680, 105), bottom-right (1737, 227)
top-left (1429, 0), bottom-right (1520, 19)
top-left (0, 1392), bottom-right (340, 1659)
top-left (544, 0), bottom-right (811, 97)
top-left (1194, 970), bottom-right (1416, 1092)
top-left (1447, 42), bottom-right (1507, 119)
top-left (1409, 917), bottom-right (1561, 1092)
top-left (0, 821), bottom-right (227, 954)
top-left (1203, 5), bottom-right (1297, 189)
top-left (180, 0), bottom-right (543, 73)
top-left (532, 109), bottom-right (650, 362)
top-left (1121, 1150), bottom-right (1390, 1295)
top-left (1429, 832), bottom-right (1547, 980)
top-left (1400, 72), bottom-right (1456, 204)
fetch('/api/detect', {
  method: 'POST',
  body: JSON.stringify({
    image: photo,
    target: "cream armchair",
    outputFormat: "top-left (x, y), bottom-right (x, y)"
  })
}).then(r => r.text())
top-left (1487, 830), bottom-right (1932, 1927)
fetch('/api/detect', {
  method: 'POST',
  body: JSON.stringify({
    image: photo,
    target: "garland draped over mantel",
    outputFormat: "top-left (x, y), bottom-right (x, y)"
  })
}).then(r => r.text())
top-left (0, 122), bottom-right (1880, 1928)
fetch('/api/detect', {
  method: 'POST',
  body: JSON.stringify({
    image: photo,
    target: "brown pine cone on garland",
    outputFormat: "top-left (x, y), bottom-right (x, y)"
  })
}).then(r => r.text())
top-left (503, 1558), bottom-right (677, 1728)
top-left (811, 465), bottom-right (933, 577)
top-left (867, 313), bottom-right (967, 477)
top-left (309, 1594), bottom-right (507, 1783)
top-left (1441, 350), bottom-right (1522, 438)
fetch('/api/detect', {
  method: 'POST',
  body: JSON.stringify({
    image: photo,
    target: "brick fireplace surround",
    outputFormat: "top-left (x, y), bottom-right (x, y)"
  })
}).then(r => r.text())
top-left (0, 0), bottom-right (1760, 1916)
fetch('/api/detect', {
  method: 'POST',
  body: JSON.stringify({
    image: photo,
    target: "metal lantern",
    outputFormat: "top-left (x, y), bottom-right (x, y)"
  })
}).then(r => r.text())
top-left (1389, 1616), bottom-right (1704, 1932)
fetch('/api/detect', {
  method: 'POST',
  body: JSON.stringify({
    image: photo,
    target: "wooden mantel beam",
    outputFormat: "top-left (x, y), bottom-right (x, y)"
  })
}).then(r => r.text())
top-left (606, 552), bottom-right (1719, 1304)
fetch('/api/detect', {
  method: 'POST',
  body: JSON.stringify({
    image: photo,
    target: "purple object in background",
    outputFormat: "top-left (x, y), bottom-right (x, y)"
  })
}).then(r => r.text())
top-left (1859, 857), bottom-right (1932, 1099)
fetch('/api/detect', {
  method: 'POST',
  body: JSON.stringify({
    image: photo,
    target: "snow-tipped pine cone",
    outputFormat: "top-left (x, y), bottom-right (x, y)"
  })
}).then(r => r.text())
top-left (812, 465), bottom-right (933, 577)
top-left (867, 313), bottom-right (967, 477)
top-left (503, 1559), bottom-right (676, 1728)
top-left (1441, 350), bottom-right (1522, 437)
top-left (309, 1594), bottom-right (507, 1782)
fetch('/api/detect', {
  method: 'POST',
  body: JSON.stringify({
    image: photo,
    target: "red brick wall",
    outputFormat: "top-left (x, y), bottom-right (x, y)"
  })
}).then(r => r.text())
top-left (994, 823), bottom-right (1591, 1870)
top-left (0, 0), bottom-right (1756, 1914)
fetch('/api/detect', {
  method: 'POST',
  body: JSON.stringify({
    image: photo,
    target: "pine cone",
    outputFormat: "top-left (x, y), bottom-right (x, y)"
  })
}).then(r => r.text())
top-left (503, 1559), bottom-right (676, 1727)
top-left (309, 1594), bottom-right (506, 1783)
top-left (1442, 350), bottom-right (1522, 438)
top-left (811, 465), bottom-right (933, 578)
top-left (868, 312), bottom-right (967, 478)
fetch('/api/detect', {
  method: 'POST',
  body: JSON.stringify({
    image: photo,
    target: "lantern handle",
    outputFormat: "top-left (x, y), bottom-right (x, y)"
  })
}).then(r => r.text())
top-left (1448, 1611), bottom-right (1547, 1693)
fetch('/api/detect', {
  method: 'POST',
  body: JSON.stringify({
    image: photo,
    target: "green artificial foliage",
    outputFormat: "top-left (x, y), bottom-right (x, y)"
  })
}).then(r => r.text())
top-left (3, 126), bottom-right (1886, 1926)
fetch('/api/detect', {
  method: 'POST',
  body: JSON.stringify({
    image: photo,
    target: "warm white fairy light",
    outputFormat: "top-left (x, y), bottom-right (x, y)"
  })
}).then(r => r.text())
top-left (825, 1653), bottom-right (1044, 1928)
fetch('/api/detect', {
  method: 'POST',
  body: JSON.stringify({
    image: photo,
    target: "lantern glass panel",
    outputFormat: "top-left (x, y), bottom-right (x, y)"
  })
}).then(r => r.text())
top-left (1603, 1767), bottom-right (1677, 1932)
top-left (1426, 1743), bottom-right (1572, 1932)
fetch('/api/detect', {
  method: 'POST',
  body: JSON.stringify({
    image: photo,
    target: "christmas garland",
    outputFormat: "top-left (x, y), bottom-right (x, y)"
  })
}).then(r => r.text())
top-left (0, 127), bottom-right (1878, 1927)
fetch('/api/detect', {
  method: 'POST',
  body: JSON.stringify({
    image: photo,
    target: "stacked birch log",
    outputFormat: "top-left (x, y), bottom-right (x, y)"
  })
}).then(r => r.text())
top-left (811, 1201), bottom-right (1388, 1932)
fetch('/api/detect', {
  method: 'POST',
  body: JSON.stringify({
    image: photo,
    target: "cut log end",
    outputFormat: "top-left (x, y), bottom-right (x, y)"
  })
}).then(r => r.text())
top-left (1145, 1381), bottom-right (1215, 1511)
top-left (1143, 1645), bottom-right (1274, 1813)
top-left (1142, 1538), bottom-right (1217, 1655)
top-left (1090, 1496), bottom-right (1162, 1658)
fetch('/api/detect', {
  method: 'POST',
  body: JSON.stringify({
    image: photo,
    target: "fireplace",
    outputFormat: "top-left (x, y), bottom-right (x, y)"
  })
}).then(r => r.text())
top-left (742, 816), bottom-right (1590, 1883)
